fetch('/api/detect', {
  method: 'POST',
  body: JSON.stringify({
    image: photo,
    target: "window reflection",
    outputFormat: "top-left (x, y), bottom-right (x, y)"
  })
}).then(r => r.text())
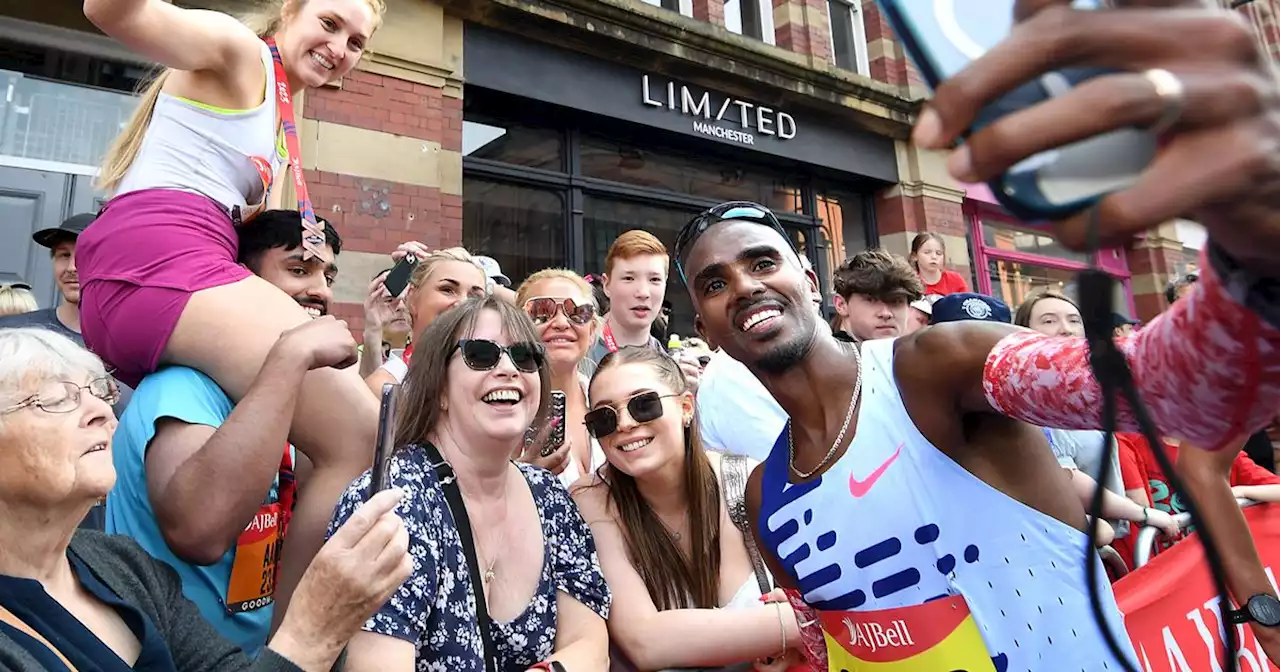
top-left (987, 259), bottom-right (1077, 314)
top-left (981, 218), bottom-right (1090, 264)
top-left (579, 137), bottom-right (803, 213)
top-left (463, 178), bottom-right (566, 287)
top-left (462, 116), bottom-right (562, 171)
top-left (815, 191), bottom-right (866, 269)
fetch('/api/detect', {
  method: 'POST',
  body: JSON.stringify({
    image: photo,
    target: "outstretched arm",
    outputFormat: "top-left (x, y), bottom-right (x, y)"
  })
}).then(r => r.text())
top-left (83, 0), bottom-right (261, 75)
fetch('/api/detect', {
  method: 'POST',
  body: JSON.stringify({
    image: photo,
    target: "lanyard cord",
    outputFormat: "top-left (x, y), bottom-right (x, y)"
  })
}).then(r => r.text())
top-left (1077, 213), bottom-right (1238, 672)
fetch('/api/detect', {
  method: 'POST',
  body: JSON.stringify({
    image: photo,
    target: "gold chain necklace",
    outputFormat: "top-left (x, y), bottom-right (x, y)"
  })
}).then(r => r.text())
top-left (788, 341), bottom-right (862, 479)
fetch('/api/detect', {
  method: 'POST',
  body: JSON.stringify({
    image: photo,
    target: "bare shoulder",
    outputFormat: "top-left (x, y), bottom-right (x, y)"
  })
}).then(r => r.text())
top-left (569, 472), bottom-right (614, 524)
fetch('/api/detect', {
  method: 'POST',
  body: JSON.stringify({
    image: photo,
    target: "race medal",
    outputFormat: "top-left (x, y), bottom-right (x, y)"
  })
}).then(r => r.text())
top-left (225, 500), bottom-right (283, 614)
top-left (818, 595), bottom-right (997, 671)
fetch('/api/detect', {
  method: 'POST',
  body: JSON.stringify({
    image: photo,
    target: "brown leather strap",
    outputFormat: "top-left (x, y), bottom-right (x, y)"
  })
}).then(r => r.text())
top-left (0, 603), bottom-right (79, 671)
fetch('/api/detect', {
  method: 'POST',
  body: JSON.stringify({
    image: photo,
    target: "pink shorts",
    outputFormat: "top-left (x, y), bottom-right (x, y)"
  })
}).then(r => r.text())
top-left (77, 189), bottom-right (251, 388)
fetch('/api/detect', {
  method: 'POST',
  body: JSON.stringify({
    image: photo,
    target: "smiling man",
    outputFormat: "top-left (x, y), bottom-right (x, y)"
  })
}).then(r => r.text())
top-left (106, 209), bottom-right (346, 656)
top-left (675, 199), bottom-right (1280, 671)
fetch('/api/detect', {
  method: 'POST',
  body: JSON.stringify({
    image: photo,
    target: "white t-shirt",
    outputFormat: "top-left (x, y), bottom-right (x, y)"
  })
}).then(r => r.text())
top-left (380, 349), bottom-right (408, 383)
top-left (696, 351), bottom-right (787, 462)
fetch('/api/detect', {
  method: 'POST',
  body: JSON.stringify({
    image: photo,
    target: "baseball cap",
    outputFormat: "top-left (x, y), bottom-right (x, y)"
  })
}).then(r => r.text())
top-left (909, 298), bottom-right (933, 317)
top-left (1111, 313), bottom-right (1141, 329)
top-left (473, 255), bottom-right (511, 288)
top-left (33, 213), bottom-right (95, 249)
top-left (931, 293), bottom-right (1012, 325)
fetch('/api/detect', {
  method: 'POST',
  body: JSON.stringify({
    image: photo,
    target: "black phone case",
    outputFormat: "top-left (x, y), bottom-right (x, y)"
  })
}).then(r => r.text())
top-left (370, 383), bottom-right (398, 497)
top-left (383, 254), bottom-right (418, 298)
top-left (541, 391), bottom-right (567, 457)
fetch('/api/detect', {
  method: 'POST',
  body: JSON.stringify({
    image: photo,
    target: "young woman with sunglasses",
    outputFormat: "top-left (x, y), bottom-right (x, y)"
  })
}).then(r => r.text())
top-left (331, 296), bottom-right (610, 671)
top-left (515, 269), bottom-right (606, 486)
top-left (572, 347), bottom-right (804, 671)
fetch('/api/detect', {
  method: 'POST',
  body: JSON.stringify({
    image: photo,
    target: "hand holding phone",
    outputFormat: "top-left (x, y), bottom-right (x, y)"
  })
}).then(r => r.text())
top-left (370, 383), bottom-right (399, 498)
top-left (383, 253), bottom-right (418, 299)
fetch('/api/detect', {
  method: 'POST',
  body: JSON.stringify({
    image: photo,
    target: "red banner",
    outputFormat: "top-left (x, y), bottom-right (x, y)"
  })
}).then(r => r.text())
top-left (1115, 504), bottom-right (1280, 672)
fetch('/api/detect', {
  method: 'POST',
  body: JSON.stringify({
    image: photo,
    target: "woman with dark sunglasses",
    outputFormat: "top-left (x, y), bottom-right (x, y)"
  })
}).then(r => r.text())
top-left (515, 269), bottom-right (606, 486)
top-left (330, 296), bottom-right (610, 672)
top-left (572, 347), bottom-right (805, 671)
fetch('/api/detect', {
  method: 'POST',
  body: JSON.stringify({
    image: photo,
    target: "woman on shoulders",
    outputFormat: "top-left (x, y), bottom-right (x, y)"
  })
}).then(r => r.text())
top-left (332, 296), bottom-right (611, 671)
top-left (81, 0), bottom-right (386, 618)
top-left (572, 347), bottom-right (804, 671)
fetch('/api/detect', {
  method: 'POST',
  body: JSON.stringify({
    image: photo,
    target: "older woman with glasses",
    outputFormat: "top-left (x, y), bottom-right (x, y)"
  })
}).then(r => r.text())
top-left (0, 328), bottom-right (411, 671)
top-left (332, 296), bottom-right (610, 671)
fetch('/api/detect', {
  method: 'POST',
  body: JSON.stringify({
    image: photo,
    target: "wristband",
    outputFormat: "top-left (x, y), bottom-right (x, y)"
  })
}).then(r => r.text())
top-left (1141, 507), bottom-right (1150, 525)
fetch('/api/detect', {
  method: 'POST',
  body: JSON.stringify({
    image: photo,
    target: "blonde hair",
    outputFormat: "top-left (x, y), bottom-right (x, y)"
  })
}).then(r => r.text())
top-left (407, 247), bottom-right (486, 291)
top-left (0, 285), bottom-right (37, 318)
top-left (515, 268), bottom-right (594, 307)
top-left (96, 0), bottom-right (387, 192)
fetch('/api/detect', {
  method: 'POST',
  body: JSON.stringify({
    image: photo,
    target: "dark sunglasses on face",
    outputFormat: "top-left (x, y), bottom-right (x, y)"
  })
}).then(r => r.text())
top-left (673, 201), bottom-right (793, 284)
top-left (524, 296), bottom-right (595, 326)
top-left (453, 339), bottom-right (545, 373)
top-left (583, 390), bottom-right (679, 439)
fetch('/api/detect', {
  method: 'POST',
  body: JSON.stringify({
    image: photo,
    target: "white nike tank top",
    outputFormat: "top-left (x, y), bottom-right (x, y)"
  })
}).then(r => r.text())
top-left (755, 338), bottom-right (1138, 671)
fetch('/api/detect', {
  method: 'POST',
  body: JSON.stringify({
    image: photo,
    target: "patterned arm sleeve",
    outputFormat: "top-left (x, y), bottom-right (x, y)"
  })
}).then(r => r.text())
top-left (983, 245), bottom-right (1280, 452)
top-left (541, 470), bottom-right (612, 619)
top-left (327, 460), bottom-right (436, 642)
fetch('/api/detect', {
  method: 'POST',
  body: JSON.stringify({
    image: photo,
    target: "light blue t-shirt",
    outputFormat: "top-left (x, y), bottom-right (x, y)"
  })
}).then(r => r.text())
top-left (106, 366), bottom-right (291, 657)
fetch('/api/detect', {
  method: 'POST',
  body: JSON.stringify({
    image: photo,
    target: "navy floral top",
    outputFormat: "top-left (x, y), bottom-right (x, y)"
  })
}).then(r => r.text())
top-left (328, 444), bottom-right (611, 671)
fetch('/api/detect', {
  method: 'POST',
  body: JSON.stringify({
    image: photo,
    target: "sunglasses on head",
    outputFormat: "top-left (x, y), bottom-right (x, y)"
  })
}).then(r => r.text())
top-left (453, 339), bottom-right (545, 373)
top-left (524, 296), bottom-right (595, 326)
top-left (583, 390), bottom-right (679, 438)
top-left (673, 201), bottom-right (792, 284)
top-left (2, 282), bottom-right (32, 291)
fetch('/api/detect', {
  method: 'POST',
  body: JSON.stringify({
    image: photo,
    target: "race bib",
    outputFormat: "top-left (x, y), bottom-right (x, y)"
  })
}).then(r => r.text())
top-left (225, 501), bottom-right (284, 614)
top-left (818, 595), bottom-right (996, 671)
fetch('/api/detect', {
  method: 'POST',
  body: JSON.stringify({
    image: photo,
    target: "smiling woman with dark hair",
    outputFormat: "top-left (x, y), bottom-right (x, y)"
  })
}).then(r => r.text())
top-left (331, 296), bottom-right (611, 672)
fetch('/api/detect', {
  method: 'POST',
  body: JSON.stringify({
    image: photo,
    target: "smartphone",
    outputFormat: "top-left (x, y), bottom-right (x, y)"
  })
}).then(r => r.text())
top-left (541, 390), bottom-right (567, 457)
top-left (370, 383), bottom-right (399, 497)
top-left (876, 0), bottom-right (1156, 222)
top-left (383, 253), bottom-right (418, 299)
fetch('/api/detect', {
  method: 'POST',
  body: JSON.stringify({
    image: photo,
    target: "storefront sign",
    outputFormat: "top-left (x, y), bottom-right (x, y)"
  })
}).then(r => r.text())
top-left (640, 75), bottom-right (797, 146)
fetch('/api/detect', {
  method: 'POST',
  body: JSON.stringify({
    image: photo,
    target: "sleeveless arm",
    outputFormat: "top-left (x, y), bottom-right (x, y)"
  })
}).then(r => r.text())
top-left (982, 246), bottom-right (1280, 452)
top-left (83, 0), bottom-right (261, 75)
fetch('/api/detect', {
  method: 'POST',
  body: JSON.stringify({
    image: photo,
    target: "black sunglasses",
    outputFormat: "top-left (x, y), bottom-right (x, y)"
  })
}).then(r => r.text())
top-left (583, 390), bottom-right (679, 439)
top-left (453, 339), bottom-right (545, 373)
top-left (673, 201), bottom-right (792, 284)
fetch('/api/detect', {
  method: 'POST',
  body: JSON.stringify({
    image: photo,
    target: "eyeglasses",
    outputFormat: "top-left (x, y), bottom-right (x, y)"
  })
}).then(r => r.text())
top-left (583, 390), bottom-right (679, 439)
top-left (673, 201), bottom-right (793, 284)
top-left (1, 376), bottom-right (120, 416)
top-left (453, 339), bottom-right (545, 373)
top-left (523, 297), bottom-right (595, 326)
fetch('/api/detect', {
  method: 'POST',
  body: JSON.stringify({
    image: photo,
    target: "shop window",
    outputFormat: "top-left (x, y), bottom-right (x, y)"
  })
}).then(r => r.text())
top-left (815, 191), bottom-right (868, 267)
top-left (827, 0), bottom-right (870, 76)
top-left (463, 115), bottom-right (563, 172)
top-left (980, 217), bottom-right (1091, 265)
top-left (462, 178), bottom-right (566, 287)
top-left (724, 0), bottom-right (776, 45)
top-left (582, 195), bottom-right (703, 337)
top-left (640, 0), bottom-right (693, 15)
top-left (579, 136), bottom-right (803, 213)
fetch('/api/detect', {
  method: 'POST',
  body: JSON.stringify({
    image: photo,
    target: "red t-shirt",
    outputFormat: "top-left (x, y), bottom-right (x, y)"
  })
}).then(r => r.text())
top-left (921, 270), bottom-right (969, 296)
top-left (1114, 432), bottom-right (1279, 564)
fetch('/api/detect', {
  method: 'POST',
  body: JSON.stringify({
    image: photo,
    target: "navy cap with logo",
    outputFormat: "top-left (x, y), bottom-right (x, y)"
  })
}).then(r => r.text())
top-left (32, 213), bottom-right (96, 249)
top-left (1111, 313), bottom-right (1141, 329)
top-left (930, 293), bottom-right (1012, 325)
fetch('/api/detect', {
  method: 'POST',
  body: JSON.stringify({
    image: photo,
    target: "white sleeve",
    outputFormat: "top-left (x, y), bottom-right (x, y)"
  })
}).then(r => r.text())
top-left (381, 356), bottom-right (408, 383)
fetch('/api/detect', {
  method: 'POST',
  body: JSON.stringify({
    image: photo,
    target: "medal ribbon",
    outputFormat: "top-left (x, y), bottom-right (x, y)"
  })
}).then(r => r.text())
top-left (264, 38), bottom-right (326, 262)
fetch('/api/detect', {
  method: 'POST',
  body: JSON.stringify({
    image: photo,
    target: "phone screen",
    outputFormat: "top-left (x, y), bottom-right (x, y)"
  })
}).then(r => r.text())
top-left (370, 383), bottom-right (399, 497)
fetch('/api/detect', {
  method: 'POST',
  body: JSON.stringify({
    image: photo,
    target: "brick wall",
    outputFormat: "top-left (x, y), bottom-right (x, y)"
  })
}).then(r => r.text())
top-left (693, 0), bottom-right (725, 25)
top-left (300, 69), bottom-right (462, 333)
top-left (773, 0), bottom-right (832, 61)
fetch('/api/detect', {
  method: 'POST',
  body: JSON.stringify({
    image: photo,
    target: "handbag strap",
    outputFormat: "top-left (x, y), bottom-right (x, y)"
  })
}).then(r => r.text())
top-left (0, 604), bottom-right (79, 671)
top-left (719, 454), bottom-right (772, 596)
top-left (422, 442), bottom-right (500, 672)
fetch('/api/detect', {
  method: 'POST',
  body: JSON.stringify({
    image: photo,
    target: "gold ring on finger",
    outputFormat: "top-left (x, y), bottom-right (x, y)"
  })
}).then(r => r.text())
top-left (1144, 68), bottom-right (1186, 137)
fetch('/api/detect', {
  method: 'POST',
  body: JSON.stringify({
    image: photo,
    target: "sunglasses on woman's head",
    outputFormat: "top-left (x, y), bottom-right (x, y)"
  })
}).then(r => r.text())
top-left (524, 296), bottom-right (595, 326)
top-left (583, 390), bottom-right (678, 438)
top-left (453, 339), bottom-right (545, 373)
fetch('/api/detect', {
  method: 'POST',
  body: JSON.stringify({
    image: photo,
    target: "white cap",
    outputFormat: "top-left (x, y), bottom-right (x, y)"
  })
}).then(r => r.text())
top-left (909, 298), bottom-right (933, 315)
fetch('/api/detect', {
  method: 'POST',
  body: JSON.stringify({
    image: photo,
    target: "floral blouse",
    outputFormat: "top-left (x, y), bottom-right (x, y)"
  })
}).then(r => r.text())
top-left (328, 444), bottom-right (611, 671)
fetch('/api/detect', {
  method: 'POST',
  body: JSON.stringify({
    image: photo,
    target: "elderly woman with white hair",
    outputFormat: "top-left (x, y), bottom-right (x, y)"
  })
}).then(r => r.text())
top-left (0, 327), bottom-right (411, 671)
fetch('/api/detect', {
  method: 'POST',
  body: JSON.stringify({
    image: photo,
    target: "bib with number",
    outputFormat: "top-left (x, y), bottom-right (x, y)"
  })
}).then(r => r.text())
top-left (817, 594), bottom-right (998, 671)
top-left (224, 445), bottom-right (296, 614)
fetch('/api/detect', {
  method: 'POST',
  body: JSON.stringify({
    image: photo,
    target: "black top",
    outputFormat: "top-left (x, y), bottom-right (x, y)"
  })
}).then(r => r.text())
top-left (1244, 430), bottom-right (1276, 473)
top-left (0, 532), bottom-right (302, 672)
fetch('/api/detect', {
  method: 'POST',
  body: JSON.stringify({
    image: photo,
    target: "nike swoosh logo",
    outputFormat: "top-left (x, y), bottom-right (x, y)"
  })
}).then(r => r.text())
top-left (848, 443), bottom-right (904, 498)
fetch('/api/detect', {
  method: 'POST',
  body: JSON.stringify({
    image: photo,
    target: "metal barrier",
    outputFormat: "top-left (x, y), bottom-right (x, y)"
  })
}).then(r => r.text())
top-left (1132, 498), bottom-right (1258, 569)
top-left (1099, 545), bottom-right (1130, 579)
